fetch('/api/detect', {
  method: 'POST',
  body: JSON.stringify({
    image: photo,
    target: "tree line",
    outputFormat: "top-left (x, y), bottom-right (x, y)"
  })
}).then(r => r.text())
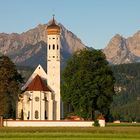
top-left (0, 56), bottom-right (23, 118)
top-left (111, 63), bottom-right (140, 122)
top-left (1, 50), bottom-right (140, 122)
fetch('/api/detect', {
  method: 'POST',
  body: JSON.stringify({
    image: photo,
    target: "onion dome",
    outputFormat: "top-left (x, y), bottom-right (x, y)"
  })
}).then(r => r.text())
top-left (47, 16), bottom-right (60, 35)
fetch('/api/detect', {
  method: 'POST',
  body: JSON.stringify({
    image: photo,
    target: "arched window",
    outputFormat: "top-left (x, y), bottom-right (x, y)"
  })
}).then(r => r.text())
top-left (27, 111), bottom-right (30, 120)
top-left (45, 110), bottom-right (47, 119)
top-left (35, 110), bottom-right (39, 119)
top-left (53, 44), bottom-right (55, 50)
top-left (57, 45), bottom-right (59, 50)
top-left (49, 45), bottom-right (51, 50)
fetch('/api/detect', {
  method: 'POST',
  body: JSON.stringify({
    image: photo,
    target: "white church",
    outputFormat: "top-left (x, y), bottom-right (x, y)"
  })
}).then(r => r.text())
top-left (17, 17), bottom-right (61, 120)
top-left (2, 17), bottom-right (100, 127)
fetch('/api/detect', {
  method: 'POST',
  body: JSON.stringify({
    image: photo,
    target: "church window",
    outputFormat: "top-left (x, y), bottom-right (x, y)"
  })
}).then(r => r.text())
top-left (35, 97), bottom-right (39, 102)
top-left (53, 38), bottom-right (55, 39)
top-left (45, 110), bottom-right (47, 119)
top-left (35, 110), bottom-right (39, 119)
top-left (49, 45), bottom-right (51, 50)
top-left (57, 45), bottom-right (59, 50)
top-left (21, 109), bottom-right (23, 120)
top-left (53, 56), bottom-right (55, 58)
top-left (43, 96), bottom-right (47, 101)
top-left (53, 44), bottom-right (55, 50)
top-left (28, 97), bottom-right (32, 101)
top-left (27, 111), bottom-right (30, 120)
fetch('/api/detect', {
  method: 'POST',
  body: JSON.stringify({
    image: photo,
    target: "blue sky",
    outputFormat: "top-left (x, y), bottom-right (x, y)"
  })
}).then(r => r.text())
top-left (0, 0), bottom-right (140, 49)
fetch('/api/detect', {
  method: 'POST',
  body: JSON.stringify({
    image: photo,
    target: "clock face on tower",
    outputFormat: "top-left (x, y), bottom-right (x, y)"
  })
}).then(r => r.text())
top-left (35, 97), bottom-right (39, 102)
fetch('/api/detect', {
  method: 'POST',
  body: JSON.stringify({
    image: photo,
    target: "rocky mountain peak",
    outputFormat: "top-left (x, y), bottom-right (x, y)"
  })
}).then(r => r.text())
top-left (103, 34), bottom-right (125, 62)
top-left (103, 32), bottom-right (140, 64)
top-left (0, 22), bottom-right (86, 68)
top-left (1, 19), bottom-right (140, 66)
top-left (133, 30), bottom-right (140, 37)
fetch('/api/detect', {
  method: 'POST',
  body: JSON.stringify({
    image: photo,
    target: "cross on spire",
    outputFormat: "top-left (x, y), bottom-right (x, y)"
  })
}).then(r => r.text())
top-left (52, 14), bottom-right (55, 22)
top-left (53, 14), bottom-right (55, 19)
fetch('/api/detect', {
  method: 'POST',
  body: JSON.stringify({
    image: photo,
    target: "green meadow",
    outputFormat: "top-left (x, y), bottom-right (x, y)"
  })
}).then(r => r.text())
top-left (0, 124), bottom-right (140, 140)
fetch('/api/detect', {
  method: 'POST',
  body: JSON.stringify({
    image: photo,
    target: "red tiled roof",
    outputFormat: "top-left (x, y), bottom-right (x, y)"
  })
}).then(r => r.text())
top-left (26, 75), bottom-right (51, 92)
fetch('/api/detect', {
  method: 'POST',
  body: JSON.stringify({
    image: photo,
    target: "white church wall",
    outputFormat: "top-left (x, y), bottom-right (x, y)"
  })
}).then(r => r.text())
top-left (98, 119), bottom-right (105, 127)
top-left (48, 100), bottom-right (53, 120)
top-left (32, 91), bottom-right (41, 120)
top-left (17, 100), bottom-right (23, 119)
top-left (4, 120), bottom-right (94, 127)
top-left (40, 92), bottom-right (45, 120)
top-left (22, 91), bottom-right (54, 120)
top-left (29, 91), bottom-right (47, 120)
top-left (17, 19), bottom-right (61, 121)
top-left (23, 92), bottom-right (31, 120)
top-left (47, 34), bottom-right (61, 120)
top-left (47, 92), bottom-right (53, 120)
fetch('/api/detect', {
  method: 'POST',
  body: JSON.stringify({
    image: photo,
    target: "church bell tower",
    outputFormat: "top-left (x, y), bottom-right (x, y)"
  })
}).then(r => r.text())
top-left (46, 16), bottom-right (61, 120)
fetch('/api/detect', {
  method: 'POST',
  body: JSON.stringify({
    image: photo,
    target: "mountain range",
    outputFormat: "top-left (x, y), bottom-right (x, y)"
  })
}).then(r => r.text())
top-left (0, 21), bottom-right (85, 68)
top-left (1, 20), bottom-right (140, 67)
top-left (103, 31), bottom-right (140, 64)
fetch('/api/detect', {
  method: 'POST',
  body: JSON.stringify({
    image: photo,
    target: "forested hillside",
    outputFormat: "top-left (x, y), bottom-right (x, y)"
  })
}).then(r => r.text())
top-left (17, 65), bottom-right (34, 82)
top-left (111, 63), bottom-right (140, 122)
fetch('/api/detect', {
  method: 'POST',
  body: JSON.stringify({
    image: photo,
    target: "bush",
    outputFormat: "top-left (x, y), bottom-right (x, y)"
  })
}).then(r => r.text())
top-left (93, 120), bottom-right (100, 127)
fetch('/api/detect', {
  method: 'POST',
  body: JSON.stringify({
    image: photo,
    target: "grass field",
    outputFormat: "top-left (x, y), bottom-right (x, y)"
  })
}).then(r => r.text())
top-left (0, 124), bottom-right (140, 140)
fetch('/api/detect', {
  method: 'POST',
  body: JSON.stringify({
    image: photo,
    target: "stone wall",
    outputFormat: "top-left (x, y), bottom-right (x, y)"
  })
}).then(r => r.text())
top-left (3, 120), bottom-right (94, 127)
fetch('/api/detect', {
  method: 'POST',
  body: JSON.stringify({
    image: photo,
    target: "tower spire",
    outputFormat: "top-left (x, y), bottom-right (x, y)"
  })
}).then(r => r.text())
top-left (47, 16), bottom-right (61, 120)
top-left (47, 15), bottom-right (60, 35)
top-left (53, 14), bottom-right (55, 19)
top-left (52, 14), bottom-right (55, 23)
